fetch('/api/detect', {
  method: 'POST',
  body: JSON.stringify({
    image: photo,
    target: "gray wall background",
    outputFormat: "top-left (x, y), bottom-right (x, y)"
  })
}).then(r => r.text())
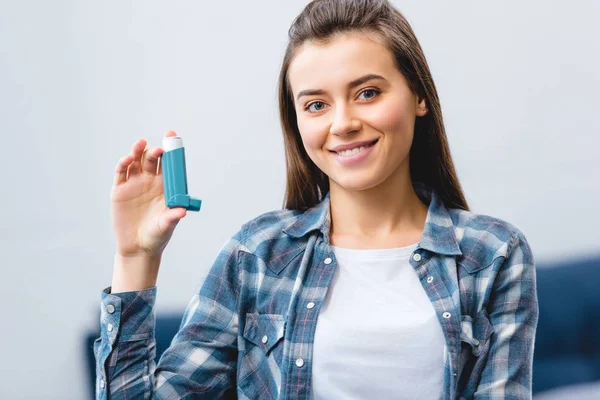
top-left (1, 1), bottom-right (598, 398)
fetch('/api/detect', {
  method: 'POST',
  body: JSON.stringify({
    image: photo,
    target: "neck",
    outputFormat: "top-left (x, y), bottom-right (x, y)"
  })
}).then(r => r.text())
top-left (328, 170), bottom-right (428, 248)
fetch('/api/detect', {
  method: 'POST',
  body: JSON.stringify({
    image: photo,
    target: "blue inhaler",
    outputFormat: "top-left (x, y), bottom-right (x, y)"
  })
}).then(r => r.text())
top-left (161, 136), bottom-right (202, 212)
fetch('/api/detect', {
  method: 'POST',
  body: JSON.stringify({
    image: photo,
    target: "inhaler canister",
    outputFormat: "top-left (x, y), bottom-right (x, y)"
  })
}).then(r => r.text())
top-left (161, 136), bottom-right (202, 212)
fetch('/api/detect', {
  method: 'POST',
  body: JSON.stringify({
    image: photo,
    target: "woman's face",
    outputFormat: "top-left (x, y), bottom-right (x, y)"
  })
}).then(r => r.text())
top-left (287, 31), bottom-right (426, 192)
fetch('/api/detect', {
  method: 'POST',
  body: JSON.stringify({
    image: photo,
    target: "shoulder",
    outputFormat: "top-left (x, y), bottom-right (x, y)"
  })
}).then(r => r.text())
top-left (447, 207), bottom-right (533, 273)
top-left (234, 208), bottom-right (309, 274)
top-left (237, 207), bottom-right (305, 250)
top-left (241, 208), bottom-right (301, 238)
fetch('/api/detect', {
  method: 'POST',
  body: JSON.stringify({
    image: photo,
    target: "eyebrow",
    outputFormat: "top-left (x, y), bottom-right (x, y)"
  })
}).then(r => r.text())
top-left (295, 73), bottom-right (387, 101)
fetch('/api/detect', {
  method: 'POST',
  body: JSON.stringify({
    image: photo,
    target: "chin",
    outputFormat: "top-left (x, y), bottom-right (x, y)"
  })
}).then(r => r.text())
top-left (329, 173), bottom-right (383, 192)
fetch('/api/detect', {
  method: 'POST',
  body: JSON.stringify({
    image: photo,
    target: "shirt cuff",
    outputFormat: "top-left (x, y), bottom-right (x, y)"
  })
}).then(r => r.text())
top-left (99, 286), bottom-right (157, 345)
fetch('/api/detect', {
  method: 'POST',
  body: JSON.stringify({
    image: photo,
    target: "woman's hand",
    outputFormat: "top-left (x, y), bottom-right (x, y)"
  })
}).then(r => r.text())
top-left (111, 130), bottom-right (187, 260)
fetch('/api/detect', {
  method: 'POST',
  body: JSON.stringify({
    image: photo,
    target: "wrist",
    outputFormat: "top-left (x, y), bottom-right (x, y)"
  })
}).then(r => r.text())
top-left (111, 252), bottom-right (162, 293)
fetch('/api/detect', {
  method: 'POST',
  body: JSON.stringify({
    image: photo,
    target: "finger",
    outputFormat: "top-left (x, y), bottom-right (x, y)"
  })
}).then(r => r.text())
top-left (157, 153), bottom-right (163, 176)
top-left (127, 139), bottom-right (147, 177)
top-left (113, 155), bottom-right (134, 186)
top-left (141, 147), bottom-right (164, 175)
top-left (157, 130), bottom-right (178, 175)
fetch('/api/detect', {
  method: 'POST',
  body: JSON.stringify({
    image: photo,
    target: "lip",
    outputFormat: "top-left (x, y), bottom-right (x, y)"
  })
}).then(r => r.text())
top-left (330, 139), bottom-right (378, 153)
top-left (331, 138), bottom-right (378, 167)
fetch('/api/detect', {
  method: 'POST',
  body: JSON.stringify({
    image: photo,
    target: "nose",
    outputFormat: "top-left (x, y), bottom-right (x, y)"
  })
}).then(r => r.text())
top-left (329, 104), bottom-right (361, 136)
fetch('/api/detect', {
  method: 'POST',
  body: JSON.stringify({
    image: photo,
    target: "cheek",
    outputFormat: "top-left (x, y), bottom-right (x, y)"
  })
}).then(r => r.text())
top-left (369, 96), bottom-right (415, 137)
top-left (297, 118), bottom-right (327, 151)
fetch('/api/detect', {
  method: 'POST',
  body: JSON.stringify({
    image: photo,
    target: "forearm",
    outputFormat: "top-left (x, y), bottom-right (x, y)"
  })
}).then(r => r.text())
top-left (96, 230), bottom-right (245, 399)
top-left (95, 286), bottom-right (157, 399)
top-left (475, 230), bottom-right (539, 398)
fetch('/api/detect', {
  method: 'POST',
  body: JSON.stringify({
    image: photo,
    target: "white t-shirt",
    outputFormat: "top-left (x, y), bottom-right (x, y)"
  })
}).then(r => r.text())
top-left (310, 243), bottom-right (445, 400)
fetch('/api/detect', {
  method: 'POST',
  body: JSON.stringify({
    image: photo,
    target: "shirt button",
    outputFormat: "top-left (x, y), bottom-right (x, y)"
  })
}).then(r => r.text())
top-left (296, 358), bottom-right (304, 368)
top-left (261, 335), bottom-right (268, 344)
top-left (107, 323), bottom-right (114, 332)
top-left (412, 253), bottom-right (422, 262)
top-left (324, 257), bottom-right (332, 265)
top-left (100, 379), bottom-right (105, 389)
top-left (443, 312), bottom-right (451, 319)
top-left (106, 304), bottom-right (115, 314)
top-left (306, 302), bottom-right (315, 309)
top-left (427, 276), bottom-right (434, 283)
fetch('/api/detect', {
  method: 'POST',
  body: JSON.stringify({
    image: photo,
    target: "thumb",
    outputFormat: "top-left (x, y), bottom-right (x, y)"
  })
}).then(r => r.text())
top-left (158, 207), bottom-right (187, 233)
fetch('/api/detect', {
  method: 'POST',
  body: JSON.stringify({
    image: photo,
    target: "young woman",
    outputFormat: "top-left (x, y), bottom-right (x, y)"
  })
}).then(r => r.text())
top-left (96, 1), bottom-right (538, 399)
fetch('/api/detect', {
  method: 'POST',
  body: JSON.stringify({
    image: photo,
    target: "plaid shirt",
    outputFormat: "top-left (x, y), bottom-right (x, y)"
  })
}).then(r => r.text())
top-left (95, 183), bottom-right (538, 399)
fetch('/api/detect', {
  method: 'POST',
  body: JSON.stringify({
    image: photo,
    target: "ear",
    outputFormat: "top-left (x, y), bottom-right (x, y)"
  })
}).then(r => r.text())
top-left (416, 96), bottom-right (428, 117)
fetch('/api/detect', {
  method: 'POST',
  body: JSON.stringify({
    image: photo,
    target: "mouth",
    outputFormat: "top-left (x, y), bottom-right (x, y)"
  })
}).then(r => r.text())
top-left (329, 138), bottom-right (379, 156)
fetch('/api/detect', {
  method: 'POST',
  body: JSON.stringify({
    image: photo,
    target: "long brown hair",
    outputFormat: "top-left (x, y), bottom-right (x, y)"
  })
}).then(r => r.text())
top-left (278, 0), bottom-right (469, 211)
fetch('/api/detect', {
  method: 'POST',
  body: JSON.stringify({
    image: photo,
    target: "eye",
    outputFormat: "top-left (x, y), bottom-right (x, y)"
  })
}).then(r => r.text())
top-left (305, 101), bottom-right (328, 113)
top-left (358, 88), bottom-right (380, 101)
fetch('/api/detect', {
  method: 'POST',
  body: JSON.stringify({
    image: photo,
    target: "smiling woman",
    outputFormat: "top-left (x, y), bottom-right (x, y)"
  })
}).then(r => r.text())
top-left (278, 4), bottom-right (468, 217)
top-left (96, 0), bottom-right (538, 399)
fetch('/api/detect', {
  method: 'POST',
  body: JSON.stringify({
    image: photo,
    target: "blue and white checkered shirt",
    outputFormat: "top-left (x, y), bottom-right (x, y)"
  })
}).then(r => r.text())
top-left (95, 183), bottom-right (538, 399)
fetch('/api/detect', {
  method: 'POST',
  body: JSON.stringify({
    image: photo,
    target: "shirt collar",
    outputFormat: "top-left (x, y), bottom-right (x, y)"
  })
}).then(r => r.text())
top-left (282, 182), bottom-right (462, 256)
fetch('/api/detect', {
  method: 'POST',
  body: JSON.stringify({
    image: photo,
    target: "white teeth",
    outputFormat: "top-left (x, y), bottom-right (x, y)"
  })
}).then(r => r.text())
top-left (338, 145), bottom-right (366, 157)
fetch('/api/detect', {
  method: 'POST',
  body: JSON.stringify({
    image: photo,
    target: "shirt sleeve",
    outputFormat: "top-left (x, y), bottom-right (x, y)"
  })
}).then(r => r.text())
top-left (474, 229), bottom-right (539, 399)
top-left (94, 227), bottom-right (244, 400)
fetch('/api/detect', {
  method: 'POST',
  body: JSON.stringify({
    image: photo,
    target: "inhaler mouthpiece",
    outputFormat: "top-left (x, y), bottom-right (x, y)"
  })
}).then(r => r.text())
top-left (161, 136), bottom-right (202, 212)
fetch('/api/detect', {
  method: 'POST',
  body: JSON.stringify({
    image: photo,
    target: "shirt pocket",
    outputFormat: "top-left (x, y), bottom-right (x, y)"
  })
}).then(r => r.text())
top-left (459, 309), bottom-right (492, 357)
top-left (239, 313), bottom-right (286, 399)
top-left (242, 312), bottom-right (286, 356)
